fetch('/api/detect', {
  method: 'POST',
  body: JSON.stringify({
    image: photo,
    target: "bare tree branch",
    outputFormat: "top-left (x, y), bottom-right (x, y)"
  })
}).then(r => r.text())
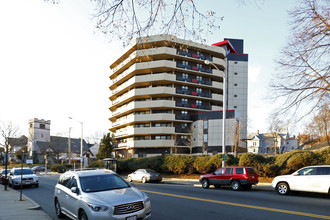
top-left (270, 0), bottom-right (330, 120)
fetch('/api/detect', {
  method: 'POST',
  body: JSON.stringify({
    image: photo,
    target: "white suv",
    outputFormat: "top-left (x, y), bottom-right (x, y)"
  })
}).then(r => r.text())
top-left (8, 167), bottom-right (39, 189)
top-left (54, 169), bottom-right (151, 220)
top-left (272, 165), bottom-right (330, 196)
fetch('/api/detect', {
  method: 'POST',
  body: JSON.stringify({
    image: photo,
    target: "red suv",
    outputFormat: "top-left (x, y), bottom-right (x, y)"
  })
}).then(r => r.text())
top-left (199, 166), bottom-right (259, 191)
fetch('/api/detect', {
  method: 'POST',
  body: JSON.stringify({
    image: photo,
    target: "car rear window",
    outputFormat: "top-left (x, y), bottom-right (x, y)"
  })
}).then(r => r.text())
top-left (246, 168), bottom-right (257, 174)
top-left (315, 167), bottom-right (330, 175)
top-left (235, 168), bottom-right (244, 174)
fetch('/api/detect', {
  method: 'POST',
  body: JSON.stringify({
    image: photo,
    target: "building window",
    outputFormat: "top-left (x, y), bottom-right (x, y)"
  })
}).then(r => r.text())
top-left (234, 61), bottom-right (238, 64)
top-left (234, 83), bottom-right (237, 86)
top-left (182, 98), bottom-right (188, 104)
top-left (182, 73), bottom-right (189, 79)
top-left (234, 106), bottom-right (237, 108)
top-left (196, 100), bottom-right (202, 106)
top-left (40, 124), bottom-right (45, 129)
top-left (203, 120), bottom-right (208, 129)
top-left (182, 85), bottom-right (188, 91)
top-left (182, 111), bottom-right (188, 116)
top-left (234, 95), bottom-right (237, 97)
top-left (41, 134), bottom-right (43, 138)
top-left (234, 72), bottom-right (238, 75)
top-left (196, 88), bottom-right (202, 94)
top-left (196, 75), bottom-right (202, 81)
top-left (203, 134), bottom-right (208, 143)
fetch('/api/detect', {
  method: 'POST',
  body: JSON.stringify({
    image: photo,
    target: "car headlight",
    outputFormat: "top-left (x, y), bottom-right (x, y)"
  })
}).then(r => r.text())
top-left (87, 203), bottom-right (109, 212)
top-left (145, 197), bottom-right (151, 204)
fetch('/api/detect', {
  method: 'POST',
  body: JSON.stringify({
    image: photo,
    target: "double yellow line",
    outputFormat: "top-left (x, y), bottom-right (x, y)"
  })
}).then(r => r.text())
top-left (142, 190), bottom-right (330, 219)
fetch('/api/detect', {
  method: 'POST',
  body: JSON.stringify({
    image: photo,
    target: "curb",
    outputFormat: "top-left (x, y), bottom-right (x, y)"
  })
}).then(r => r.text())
top-left (9, 187), bottom-right (41, 210)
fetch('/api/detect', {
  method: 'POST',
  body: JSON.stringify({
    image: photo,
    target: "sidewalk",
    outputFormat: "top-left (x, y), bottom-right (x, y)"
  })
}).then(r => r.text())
top-left (0, 187), bottom-right (52, 220)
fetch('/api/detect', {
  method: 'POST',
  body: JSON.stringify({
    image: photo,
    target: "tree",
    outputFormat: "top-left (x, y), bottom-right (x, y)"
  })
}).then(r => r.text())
top-left (305, 104), bottom-right (330, 144)
top-left (267, 114), bottom-right (285, 154)
top-left (15, 146), bottom-right (28, 161)
top-left (96, 133), bottom-right (114, 159)
top-left (45, 0), bottom-right (222, 46)
top-left (271, 0), bottom-right (329, 119)
top-left (0, 121), bottom-right (19, 190)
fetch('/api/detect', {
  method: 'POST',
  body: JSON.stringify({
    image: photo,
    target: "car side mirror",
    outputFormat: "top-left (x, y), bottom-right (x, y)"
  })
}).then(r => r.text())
top-left (71, 187), bottom-right (79, 194)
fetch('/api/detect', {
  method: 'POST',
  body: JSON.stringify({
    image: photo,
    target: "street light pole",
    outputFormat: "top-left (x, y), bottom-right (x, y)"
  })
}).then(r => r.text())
top-left (204, 60), bottom-right (226, 167)
top-left (69, 117), bottom-right (83, 169)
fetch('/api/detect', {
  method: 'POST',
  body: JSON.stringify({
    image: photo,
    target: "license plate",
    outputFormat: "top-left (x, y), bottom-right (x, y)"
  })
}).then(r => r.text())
top-left (126, 215), bottom-right (137, 220)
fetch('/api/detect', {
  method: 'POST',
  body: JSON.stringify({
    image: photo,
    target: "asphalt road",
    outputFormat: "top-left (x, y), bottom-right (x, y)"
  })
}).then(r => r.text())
top-left (19, 174), bottom-right (330, 220)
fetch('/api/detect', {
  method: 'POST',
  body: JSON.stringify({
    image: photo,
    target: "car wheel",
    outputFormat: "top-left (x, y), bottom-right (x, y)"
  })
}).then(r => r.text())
top-left (141, 177), bottom-right (147, 183)
top-left (202, 179), bottom-right (210, 189)
top-left (128, 176), bottom-right (132, 182)
top-left (35, 183), bottom-right (39, 188)
top-left (276, 182), bottom-right (290, 195)
top-left (231, 180), bottom-right (241, 191)
top-left (55, 199), bottom-right (65, 218)
top-left (79, 210), bottom-right (88, 220)
top-left (214, 184), bottom-right (221, 189)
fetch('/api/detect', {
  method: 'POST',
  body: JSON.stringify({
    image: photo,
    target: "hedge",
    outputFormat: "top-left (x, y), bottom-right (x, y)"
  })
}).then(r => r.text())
top-left (84, 147), bottom-right (330, 177)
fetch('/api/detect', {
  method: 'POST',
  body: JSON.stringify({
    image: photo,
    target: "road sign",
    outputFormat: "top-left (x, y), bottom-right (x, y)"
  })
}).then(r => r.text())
top-left (222, 154), bottom-right (227, 161)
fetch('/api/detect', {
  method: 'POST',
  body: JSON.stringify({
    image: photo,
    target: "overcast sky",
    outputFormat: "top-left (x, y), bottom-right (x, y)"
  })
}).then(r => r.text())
top-left (0, 0), bottom-right (298, 142)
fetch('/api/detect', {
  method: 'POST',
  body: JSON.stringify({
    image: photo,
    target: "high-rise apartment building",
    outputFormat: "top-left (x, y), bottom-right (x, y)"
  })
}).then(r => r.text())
top-left (109, 35), bottom-right (248, 158)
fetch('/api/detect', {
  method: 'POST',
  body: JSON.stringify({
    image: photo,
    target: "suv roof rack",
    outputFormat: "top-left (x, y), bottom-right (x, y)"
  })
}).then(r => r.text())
top-left (69, 168), bottom-right (101, 172)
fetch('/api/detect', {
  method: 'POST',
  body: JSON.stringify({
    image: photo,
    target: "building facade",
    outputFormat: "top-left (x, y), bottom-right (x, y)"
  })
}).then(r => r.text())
top-left (247, 131), bottom-right (299, 154)
top-left (109, 35), bottom-right (248, 158)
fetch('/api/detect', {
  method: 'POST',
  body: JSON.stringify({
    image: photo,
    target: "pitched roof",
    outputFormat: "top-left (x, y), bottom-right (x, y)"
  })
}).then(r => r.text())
top-left (36, 136), bottom-right (90, 154)
top-left (8, 135), bottom-right (28, 147)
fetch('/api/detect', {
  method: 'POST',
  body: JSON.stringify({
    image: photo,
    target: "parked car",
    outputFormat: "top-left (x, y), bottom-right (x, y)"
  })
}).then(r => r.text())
top-left (8, 167), bottom-right (39, 189)
top-left (54, 169), bottom-right (151, 220)
top-left (32, 166), bottom-right (46, 173)
top-left (128, 169), bottom-right (162, 183)
top-left (272, 165), bottom-right (330, 196)
top-left (0, 169), bottom-right (10, 185)
top-left (199, 166), bottom-right (259, 190)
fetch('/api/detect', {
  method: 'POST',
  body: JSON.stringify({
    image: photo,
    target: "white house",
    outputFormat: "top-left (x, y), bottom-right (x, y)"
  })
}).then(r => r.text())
top-left (247, 131), bottom-right (298, 154)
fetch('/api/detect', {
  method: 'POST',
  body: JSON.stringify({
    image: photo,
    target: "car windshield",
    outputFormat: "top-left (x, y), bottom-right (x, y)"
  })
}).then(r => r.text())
top-left (13, 169), bottom-right (34, 175)
top-left (80, 174), bottom-right (130, 192)
top-left (2, 170), bottom-right (9, 174)
top-left (145, 169), bottom-right (157, 173)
